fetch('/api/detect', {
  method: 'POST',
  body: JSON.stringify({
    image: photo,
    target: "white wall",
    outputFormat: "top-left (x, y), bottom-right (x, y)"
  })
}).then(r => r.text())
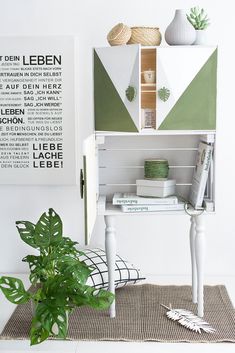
top-left (0, 0), bottom-right (234, 278)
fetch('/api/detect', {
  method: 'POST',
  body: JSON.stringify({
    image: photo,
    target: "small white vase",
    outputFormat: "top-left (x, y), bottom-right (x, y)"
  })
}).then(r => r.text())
top-left (165, 9), bottom-right (196, 45)
top-left (194, 30), bottom-right (207, 45)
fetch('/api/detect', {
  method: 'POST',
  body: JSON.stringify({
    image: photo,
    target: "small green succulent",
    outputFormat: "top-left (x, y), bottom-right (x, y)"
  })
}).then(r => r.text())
top-left (187, 7), bottom-right (210, 30)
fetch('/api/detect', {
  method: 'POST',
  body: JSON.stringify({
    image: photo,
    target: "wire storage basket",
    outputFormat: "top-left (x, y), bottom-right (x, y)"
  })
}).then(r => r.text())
top-left (128, 27), bottom-right (162, 46)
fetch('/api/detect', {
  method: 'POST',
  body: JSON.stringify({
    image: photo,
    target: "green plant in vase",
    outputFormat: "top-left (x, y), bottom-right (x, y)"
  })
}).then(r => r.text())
top-left (187, 7), bottom-right (210, 45)
top-left (0, 208), bottom-right (114, 345)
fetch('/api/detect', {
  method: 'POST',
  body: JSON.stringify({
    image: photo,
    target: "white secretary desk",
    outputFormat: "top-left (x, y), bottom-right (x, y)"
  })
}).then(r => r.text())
top-left (81, 44), bottom-right (217, 318)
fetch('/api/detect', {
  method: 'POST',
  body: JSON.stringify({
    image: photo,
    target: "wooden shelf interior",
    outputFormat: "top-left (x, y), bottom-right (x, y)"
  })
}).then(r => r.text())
top-left (141, 48), bottom-right (156, 83)
top-left (141, 48), bottom-right (157, 128)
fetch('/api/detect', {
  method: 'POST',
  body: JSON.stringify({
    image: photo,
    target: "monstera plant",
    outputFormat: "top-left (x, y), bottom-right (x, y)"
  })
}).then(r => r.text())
top-left (0, 208), bottom-right (114, 345)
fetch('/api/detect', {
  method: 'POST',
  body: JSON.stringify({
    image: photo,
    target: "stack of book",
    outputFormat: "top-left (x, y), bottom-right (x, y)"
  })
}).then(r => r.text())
top-left (112, 193), bottom-right (184, 213)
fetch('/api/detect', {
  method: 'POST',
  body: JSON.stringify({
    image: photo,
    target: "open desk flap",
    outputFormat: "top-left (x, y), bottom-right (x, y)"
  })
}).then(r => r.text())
top-left (83, 134), bottom-right (98, 245)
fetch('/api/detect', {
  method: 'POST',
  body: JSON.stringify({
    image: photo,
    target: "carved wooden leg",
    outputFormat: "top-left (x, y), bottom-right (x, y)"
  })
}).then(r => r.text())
top-left (104, 215), bottom-right (116, 318)
top-left (190, 216), bottom-right (197, 303)
top-left (195, 214), bottom-right (205, 317)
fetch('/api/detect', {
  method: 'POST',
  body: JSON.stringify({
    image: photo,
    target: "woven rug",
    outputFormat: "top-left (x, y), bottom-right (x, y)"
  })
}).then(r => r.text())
top-left (1, 284), bottom-right (235, 343)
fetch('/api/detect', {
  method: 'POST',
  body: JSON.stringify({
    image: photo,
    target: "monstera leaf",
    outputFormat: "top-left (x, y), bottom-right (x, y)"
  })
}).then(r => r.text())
top-left (35, 208), bottom-right (62, 248)
top-left (16, 221), bottom-right (38, 249)
top-left (0, 277), bottom-right (31, 304)
top-left (30, 300), bottom-right (68, 345)
top-left (158, 87), bottom-right (170, 102)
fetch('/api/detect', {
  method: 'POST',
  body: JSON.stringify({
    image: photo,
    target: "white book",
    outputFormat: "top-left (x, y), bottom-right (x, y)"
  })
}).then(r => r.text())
top-left (189, 141), bottom-right (213, 209)
top-left (113, 193), bottom-right (178, 205)
top-left (121, 202), bottom-right (185, 213)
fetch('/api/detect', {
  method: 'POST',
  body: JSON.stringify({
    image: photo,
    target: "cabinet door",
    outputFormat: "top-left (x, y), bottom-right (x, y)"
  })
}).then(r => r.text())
top-left (83, 134), bottom-right (98, 245)
top-left (156, 47), bottom-right (217, 130)
top-left (94, 45), bottom-right (140, 132)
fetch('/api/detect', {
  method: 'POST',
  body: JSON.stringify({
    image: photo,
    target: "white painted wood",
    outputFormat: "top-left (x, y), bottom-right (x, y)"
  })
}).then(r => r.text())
top-left (99, 134), bottom-right (200, 149)
top-left (97, 135), bottom-right (201, 201)
top-left (96, 130), bottom-right (216, 136)
top-left (99, 167), bottom-right (194, 186)
top-left (190, 216), bottom-right (197, 303)
top-left (156, 47), bottom-right (216, 128)
top-left (104, 215), bottom-right (116, 318)
top-left (100, 185), bottom-right (191, 201)
top-left (95, 45), bottom-right (140, 130)
top-left (195, 214), bottom-right (206, 317)
top-left (83, 134), bottom-right (98, 244)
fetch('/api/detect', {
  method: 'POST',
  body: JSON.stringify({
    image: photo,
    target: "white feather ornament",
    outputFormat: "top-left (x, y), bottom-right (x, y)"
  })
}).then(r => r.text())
top-left (161, 304), bottom-right (216, 334)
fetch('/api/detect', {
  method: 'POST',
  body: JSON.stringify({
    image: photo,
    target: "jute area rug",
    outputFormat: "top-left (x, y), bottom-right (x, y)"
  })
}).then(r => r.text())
top-left (1, 284), bottom-right (235, 343)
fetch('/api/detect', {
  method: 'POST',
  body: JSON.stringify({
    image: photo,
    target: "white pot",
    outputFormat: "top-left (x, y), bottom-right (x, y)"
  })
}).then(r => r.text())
top-left (194, 30), bottom-right (207, 45)
top-left (165, 9), bottom-right (196, 45)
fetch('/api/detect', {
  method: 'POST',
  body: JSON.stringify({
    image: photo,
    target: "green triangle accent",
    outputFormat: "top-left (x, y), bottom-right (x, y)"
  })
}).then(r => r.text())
top-left (159, 49), bottom-right (217, 130)
top-left (94, 51), bottom-right (138, 132)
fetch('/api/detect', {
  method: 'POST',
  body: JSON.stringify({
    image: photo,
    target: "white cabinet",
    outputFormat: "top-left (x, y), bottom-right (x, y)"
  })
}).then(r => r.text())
top-left (82, 45), bottom-right (218, 318)
top-left (94, 45), bottom-right (217, 132)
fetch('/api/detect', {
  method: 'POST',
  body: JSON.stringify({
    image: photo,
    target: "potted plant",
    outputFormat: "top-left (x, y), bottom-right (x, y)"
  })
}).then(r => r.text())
top-left (187, 7), bottom-right (210, 45)
top-left (0, 208), bottom-right (114, 345)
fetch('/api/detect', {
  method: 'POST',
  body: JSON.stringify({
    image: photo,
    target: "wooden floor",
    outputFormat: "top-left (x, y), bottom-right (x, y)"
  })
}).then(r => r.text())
top-left (0, 274), bottom-right (235, 353)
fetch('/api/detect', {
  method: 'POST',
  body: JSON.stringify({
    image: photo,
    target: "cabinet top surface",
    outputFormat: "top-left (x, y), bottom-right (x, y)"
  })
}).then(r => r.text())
top-left (95, 44), bottom-right (218, 50)
top-left (95, 130), bottom-right (216, 136)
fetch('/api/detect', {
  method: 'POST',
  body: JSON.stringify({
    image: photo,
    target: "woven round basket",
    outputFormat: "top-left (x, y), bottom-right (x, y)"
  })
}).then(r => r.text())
top-left (128, 27), bottom-right (162, 46)
top-left (107, 23), bottom-right (132, 46)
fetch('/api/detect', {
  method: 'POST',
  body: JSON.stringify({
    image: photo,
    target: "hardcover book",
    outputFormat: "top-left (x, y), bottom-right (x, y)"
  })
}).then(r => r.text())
top-left (113, 193), bottom-right (178, 205)
top-left (121, 202), bottom-right (185, 213)
top-left (189, 141), bottom-right (213, 209)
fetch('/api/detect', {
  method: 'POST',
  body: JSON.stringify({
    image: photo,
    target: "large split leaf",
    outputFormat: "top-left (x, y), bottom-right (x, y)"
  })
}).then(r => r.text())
top-left (71, 284), bottom-right (114, 309)
top-left (22, 255), bottom-right (46, 284)
top-left (0, 276), bottom-right (31, 304)
top-left (57, 255), bottom-right (93, 285)
top-left (35, 208), bottom-right (62, 248)
top-left (30, 318), bottom-right (50, 346)
top-left (30, 301), bottom-right (67, 345)
top-left (15, 221), bottom-right (37, 249)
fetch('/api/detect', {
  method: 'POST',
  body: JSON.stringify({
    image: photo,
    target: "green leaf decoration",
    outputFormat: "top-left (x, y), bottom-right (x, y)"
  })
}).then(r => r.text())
top-left (158, 87), bottom-right (170, 102)
top-left (0, 276), bottom-right (31, 304)
top-left (35, 208), bottom-right (62, 248)
top-left (125, 85), bottom-right (137, 102)
top-left (16, 221), bottom-right (38, 249)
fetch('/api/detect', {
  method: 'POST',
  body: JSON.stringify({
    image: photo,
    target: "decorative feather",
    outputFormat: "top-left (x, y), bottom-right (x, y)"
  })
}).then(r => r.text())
top-left (160, 304), bottom-right (216, 334)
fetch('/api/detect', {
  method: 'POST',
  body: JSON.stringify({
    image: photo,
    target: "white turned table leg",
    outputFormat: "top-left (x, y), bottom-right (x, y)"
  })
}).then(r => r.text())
top-left (195, 214), bottom-right (205, 317)
top-left (190, 216), bottom-right (197, 303)
top-left (104, 215), bottom-right (116, 318)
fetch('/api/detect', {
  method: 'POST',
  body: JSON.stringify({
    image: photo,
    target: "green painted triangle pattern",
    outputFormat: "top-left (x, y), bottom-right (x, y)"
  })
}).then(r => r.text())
top-left (94, 51), bottom-right (138, 132)
top-left (159, 49), bottom-right (217, 130)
